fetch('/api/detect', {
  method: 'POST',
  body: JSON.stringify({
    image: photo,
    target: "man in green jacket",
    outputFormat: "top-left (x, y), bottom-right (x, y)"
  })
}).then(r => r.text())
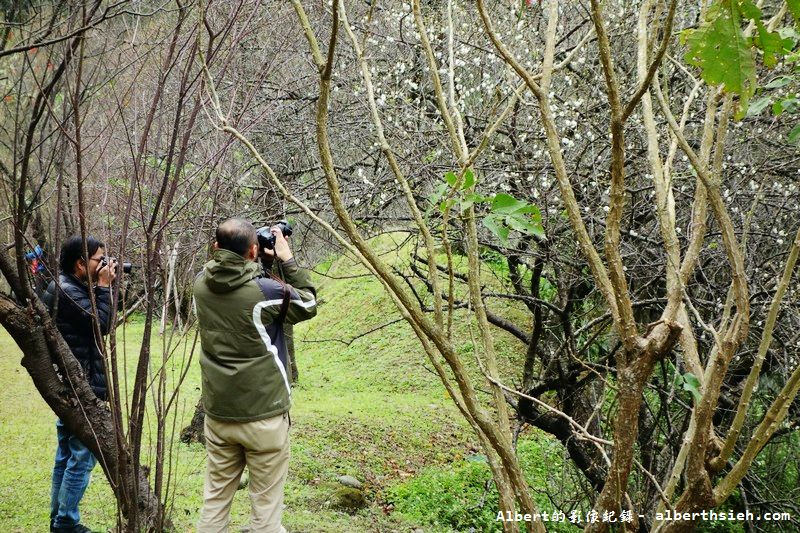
top-left (194, 218), bottom-right (317, 533)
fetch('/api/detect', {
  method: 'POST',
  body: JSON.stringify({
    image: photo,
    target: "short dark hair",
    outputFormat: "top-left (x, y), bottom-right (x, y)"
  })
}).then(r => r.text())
top-left (59, 235), bottom-right (104, 274)
top-left (215, 218), bottom-right (257, 256)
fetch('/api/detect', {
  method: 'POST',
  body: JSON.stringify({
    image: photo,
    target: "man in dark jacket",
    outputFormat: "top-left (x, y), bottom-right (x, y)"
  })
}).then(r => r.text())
top-left (41, 235), bottom-right (116, 533)
top-left (194, 218), bottom-right (316, 533)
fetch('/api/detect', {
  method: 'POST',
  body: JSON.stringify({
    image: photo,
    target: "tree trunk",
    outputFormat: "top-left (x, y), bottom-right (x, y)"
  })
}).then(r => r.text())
top-left (0, 295), bottom-right (163, 530)
top-left (180, 400), bottom-right (206, 445)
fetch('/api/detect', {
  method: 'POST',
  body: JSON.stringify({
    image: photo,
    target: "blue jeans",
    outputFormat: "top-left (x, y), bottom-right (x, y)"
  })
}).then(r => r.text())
top-left (50, 419), bottom-right (97, 528)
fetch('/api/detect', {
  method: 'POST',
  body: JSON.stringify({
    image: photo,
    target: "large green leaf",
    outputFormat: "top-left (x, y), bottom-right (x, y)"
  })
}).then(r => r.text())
top-left (683, 0), bottom-right (793, 115)
top-left (682, 0), bottom-right (756, 108)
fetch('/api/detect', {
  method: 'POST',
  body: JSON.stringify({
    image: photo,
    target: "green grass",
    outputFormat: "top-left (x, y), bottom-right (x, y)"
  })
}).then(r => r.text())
top-left (387, 440), bottom-right (578, 533)
top-left (0, 235), bottom-right (564, 532)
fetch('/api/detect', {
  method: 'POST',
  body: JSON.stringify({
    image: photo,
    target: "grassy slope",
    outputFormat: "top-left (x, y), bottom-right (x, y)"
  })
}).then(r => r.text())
top-left (0, 237), bottom-right (483, 532)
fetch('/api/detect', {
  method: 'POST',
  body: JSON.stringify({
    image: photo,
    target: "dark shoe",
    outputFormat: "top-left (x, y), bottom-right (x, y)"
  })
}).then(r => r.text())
top-left (51, 524), bottom-right (95, 533)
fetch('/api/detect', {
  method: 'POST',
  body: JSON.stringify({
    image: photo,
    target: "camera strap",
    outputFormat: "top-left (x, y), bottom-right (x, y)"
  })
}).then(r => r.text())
top-left (275, 275), bottom-right (291, 324)
top-left (257, 274), bottom-right (291, 324)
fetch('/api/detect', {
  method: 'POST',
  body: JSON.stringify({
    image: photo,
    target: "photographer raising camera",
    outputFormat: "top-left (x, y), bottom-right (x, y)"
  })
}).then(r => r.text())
top-left (41, 236), bottom-right (117, 533)
top-left (193, 217), bottom-right (317, 533)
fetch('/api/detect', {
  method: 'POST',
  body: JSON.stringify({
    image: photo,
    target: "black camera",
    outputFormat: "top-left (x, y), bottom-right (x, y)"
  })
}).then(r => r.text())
top-left (256, 220), bottom-right (293, 251)
top-left (100, 256), bottom-right (133, 274)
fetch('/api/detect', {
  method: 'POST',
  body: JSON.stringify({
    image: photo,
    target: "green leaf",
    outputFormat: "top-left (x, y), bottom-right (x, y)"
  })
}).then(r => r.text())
top-left (439, 198), bottom-right (456, 213)
top-left (764, 75), bottom-right (794, 89)
top-left (779, 97), bottom-right (799, 114)
top-left (789, 123), bottom-right (800, 143)
top-left (754, 22), bottom-right (792, 67)
top-left (426, 182), bottom-right (449, 214)
top-left (530, 203), bottom-right (542, 224)
top-left (747, 96), bottom-right (771, 116)
top-left (737, 0), bottom-right (760, 19)
top-left (682, 372), bottom-right (702, 403)
top-left (430, 182), bottom-right (448, 203)
top-left (445, 171), bottom-right (458, 187)
top-left (505, 213), bottom-right (546, 239)
top-left (461, 168), bottom-right (475, 190)
top-left (490, 193), bottom-right (528, 214)
top-left (482, 215), bottom-right (510, 245)
top-left (423, 149), bottom-right (438, 163)
top-left (465, 193), bottom-right (490, 204)
top-left (513, 204), bottom-right (541, 215)
top-left (772, 100), bottom-right (783, 115)
top-left (787, 0), bottom-right (800, 25)
top-left (683, 0), bottom-right (756, 104)
top-left (779, 26), bottom-right (800, 45)
top-left (738, 0), bottom-right (792, 67)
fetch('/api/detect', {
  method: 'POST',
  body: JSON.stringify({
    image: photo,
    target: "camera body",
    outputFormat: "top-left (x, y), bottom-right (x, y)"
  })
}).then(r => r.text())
top-left (256, 220), bottom-right (293, 251)
top-left (100, 256), bottom-right (133, 274)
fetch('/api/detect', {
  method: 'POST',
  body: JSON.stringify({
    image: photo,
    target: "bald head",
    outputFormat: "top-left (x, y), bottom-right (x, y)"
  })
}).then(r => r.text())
top-left (215, 217), bottom-right (257, 257)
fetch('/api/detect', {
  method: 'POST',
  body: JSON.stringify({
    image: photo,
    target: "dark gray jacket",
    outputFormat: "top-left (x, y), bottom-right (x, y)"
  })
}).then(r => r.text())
top-left (42, 273), bottom-right (112, 400)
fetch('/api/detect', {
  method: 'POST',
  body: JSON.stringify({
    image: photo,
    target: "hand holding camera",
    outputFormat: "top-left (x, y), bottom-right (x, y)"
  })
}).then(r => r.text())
top-left (257, 221), bottom-right (293, 263)
top-left (270, 229), bottom-right (293, 262)
top-left (96, 256), bottom-right (133, 287)
top-left (96, 257), bottom-right (117, 287)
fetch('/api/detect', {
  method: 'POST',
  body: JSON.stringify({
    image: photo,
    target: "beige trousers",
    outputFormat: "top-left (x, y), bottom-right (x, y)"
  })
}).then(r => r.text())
top-left (197, 412), bottom-right (290, 533)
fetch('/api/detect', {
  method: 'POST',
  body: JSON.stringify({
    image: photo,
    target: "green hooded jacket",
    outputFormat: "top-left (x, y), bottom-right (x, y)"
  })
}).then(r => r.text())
top-left (193, 249), bottom-right (317, 422)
